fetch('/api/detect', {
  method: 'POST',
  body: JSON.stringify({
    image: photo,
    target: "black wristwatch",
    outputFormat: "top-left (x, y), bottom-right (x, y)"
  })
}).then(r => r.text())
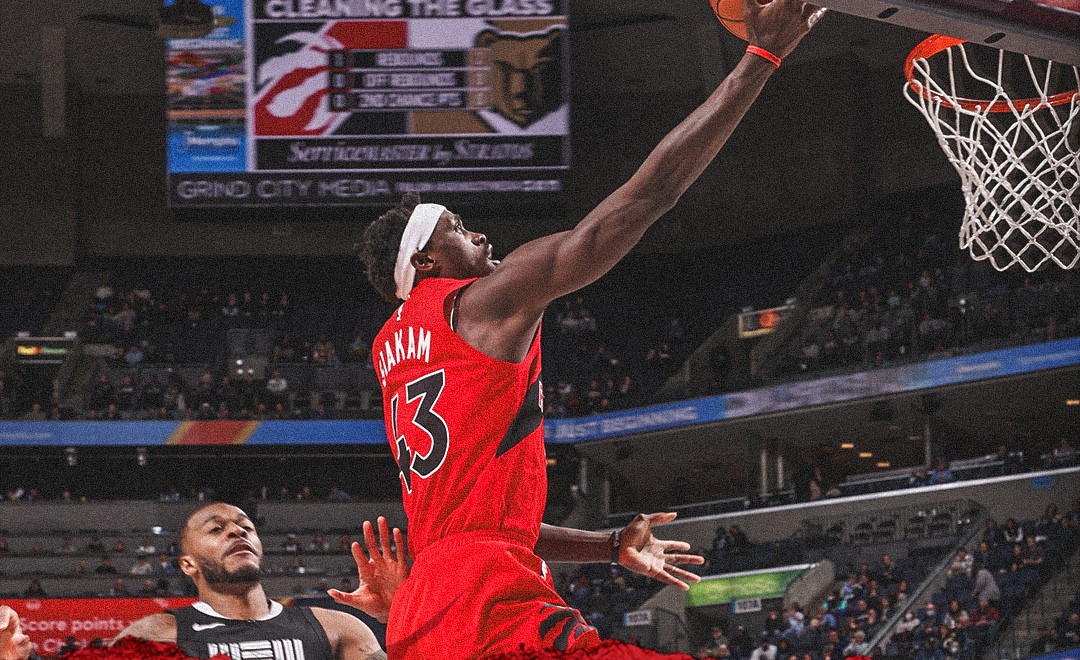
top-left (609, 530), bottom-right (621, 566)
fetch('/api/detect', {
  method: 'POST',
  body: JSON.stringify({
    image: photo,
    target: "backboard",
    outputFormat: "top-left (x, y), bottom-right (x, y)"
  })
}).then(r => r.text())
top-left (812, 0), bottom-right (1080, 65)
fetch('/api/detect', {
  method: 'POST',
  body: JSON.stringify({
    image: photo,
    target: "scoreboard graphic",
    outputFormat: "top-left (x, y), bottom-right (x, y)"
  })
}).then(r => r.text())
top-left (167, 0), bottom-right (570, 207)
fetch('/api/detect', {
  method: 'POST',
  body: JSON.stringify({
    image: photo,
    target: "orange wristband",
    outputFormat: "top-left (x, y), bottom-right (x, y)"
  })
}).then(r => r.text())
top-left (747, 45), bottom-right (782, 68)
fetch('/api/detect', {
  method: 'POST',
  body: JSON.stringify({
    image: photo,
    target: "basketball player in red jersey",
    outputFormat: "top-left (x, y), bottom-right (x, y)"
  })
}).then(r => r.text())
top-left (356, 0), bottom-right (824, 656)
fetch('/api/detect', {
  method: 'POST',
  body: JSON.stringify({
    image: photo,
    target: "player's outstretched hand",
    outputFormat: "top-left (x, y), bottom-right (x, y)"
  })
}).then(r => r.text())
top-left (0, 606), bottom-right (32, 660)
top-left (617, 512), bottom-right (704, 591)
top-left (328, 517), bottom-right (409, 624)
top-left (744, 0), bottom-right (827, 60)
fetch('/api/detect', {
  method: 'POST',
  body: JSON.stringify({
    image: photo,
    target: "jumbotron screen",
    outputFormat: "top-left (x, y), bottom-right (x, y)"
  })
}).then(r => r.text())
top-left (166, 0), bottom-right (570, 208)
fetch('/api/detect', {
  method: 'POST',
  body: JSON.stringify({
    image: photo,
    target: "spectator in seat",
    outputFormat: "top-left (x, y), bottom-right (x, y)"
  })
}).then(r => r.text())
top-left (796, 617), bottom-right (825, 651)
top-left (910, 466), bottom-right (931, 487)
top-left (336, 532), bottom-right (352, 553)
top-left (763, 608), bottom-right (785, 638)
top-left (750, 634), bottom-right (777, 660)
top-left (57, 536), bottom-right (76, 554)
top-left (109, 578), bottom-right (131, 597)
top-left (1059, 612), bottom-right (1080, 646)
top-left (982, 518), bottom-right (1003, 547)
top-left (929, 456), bottom-right (954, 485)
top-left (123, 344), bottom-right (144, 365)
top-left (894, 611), bottom-right (921, 639)
top-left (266, 370), bottom-right (288, 405)
top-left (85, 536), bottom-right (105, 553)
top-left (23, 579), bottom-right (46, 598)
top-left (138, 578), bottom-right (160, 596)
top-left (308, 534), bottom-right (330, 552)
top-left (786, 603), bottom-right (806, 636)
top-left (282, 533), bottom-right (300, 553)
top-left (1021, 536), bottom-right (1045, 567)
top-left (88, 373), bottom-right (116, 412)
top-left (728, 525), bottom-right (752, 555)
top-left (972, 561), bottom-right (1001, 604)
top-left (136, 537), bottom-right (157, 555)
top-left (116, 375), bottom-right (138, 412)
top-left (346, 335), bottom-right (370, 362)
top-left (948, 548), bottom-right (973, 577)
top-left (1052, 438), bottom-right (1077, 466)
top-left (969, 598), bottom-right (1000, 628)
top-left (730, 626), bottom-right (754, 658)
top-left (1002, 518), bottom-right (1024, 544)
top-left (705, 626), bottom-right (729, 650)
top-left (327, 486), bottom-right (352, 501)
top-left (843, 630), bottom-right (871, 658)
top-left (154, 553), bottom-right (177, 575)
top-left (130, 556), bottom-right (153, 576)
top-left (914, 637), bottom-right (944, 660)
top-left (237, 372), bottom-right (261, 410)
top-left (95, 556), bottom-right (118, 574)
top-left (192, 372), bottom-right (215, 410)
top-left (22, 403), bottom-right (47, 421)
top-left (921, 602), bottom-right (940, 627)
top-left (943, 600), bottom-right (969, 630)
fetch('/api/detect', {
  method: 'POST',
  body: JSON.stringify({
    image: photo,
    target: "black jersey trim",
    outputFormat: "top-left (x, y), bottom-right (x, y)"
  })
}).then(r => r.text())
top-left (495, 377), bottom-right (543, 458)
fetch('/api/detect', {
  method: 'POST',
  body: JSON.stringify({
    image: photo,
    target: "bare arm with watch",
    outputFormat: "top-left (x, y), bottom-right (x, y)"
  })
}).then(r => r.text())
top-left (536, 513), bottom-right (704, 591)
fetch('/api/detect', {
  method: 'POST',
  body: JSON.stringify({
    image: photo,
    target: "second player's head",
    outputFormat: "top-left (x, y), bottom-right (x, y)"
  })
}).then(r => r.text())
top-left (360, 194), bottom-right (499, 303)
top-left (178, 502), bottom-right (263, 588)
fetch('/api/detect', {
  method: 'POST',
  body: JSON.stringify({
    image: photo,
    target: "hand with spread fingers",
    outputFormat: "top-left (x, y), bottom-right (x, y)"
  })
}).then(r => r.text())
top-left (616, 512), bottom-right (705, 591)
top-left (328, 517), bottom-right (409, 624)
top-left (0, 606), bottom-right (32, 660)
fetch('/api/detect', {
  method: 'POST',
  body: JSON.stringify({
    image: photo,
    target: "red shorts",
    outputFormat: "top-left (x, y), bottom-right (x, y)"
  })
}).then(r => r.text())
top-left (386, 534), bottom-right (601, 659)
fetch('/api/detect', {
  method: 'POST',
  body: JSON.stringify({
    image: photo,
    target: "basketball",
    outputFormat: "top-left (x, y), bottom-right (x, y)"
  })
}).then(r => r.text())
top-left (712, 0), bottom-right (749, 40)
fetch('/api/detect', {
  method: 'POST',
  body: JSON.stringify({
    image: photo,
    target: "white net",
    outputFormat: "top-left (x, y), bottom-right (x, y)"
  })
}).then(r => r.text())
top-left (904, 39), bottom-right (1080, 271)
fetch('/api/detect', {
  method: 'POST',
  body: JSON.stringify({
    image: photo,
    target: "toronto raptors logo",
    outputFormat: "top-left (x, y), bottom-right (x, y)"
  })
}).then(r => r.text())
top-left (252, 21), bottom-right (406, 136)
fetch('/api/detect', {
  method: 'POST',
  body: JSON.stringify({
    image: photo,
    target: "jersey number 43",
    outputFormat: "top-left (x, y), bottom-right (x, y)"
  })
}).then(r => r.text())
top-left (391, 370), bottom-right (449, 493)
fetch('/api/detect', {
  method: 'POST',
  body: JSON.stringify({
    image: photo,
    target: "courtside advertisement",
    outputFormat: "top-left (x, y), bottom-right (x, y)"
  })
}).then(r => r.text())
top-left (7, 598), bottom-right (195, 655)
top-left (167, 0), bottom-right (570, 207)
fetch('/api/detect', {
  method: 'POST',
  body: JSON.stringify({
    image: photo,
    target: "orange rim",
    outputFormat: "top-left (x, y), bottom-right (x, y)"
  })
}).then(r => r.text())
top-left (904, 34), bottom-right (1079, 113)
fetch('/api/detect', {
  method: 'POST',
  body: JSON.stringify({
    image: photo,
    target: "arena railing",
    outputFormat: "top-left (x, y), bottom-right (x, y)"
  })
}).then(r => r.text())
top-left (868, 503), bottom-right (989, 656)
top-left (606, 455), bottom-right (1013, 527)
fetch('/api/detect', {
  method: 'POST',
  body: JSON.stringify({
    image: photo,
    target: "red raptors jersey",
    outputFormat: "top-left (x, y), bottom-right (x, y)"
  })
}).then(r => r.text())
top-left (373, 277), bottom-right (546, 557)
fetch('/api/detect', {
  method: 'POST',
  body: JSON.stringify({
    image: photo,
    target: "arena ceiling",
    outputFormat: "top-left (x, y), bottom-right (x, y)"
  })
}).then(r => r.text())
top-left (0, 0), bottom-right (924, 95)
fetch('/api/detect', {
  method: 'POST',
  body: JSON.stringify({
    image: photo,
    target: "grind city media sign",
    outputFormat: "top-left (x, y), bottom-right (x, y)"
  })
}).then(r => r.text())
top-left (166, 0), bottom-right (570, 207)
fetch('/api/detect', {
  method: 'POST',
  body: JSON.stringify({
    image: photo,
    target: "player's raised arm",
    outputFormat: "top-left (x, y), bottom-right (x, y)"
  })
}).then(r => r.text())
top-left (536, 513), bottom-right (705, 591)
top-left (466, 0), bottom-right (823, 323)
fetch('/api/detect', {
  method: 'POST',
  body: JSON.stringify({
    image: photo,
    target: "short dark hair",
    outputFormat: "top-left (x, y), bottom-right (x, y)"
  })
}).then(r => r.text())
top-left (357, 194), bottom-right (422, 303)
top-left (177, 501), bottom-right (239, 555)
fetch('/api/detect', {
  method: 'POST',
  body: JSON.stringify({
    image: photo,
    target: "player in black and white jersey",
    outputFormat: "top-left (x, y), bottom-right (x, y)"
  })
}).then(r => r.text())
top-left (114, 502), bottom-right (406, 660)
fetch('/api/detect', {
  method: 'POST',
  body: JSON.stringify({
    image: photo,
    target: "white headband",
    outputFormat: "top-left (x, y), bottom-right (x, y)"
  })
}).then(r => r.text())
top-left (394, 203), bottom-right (446, 301)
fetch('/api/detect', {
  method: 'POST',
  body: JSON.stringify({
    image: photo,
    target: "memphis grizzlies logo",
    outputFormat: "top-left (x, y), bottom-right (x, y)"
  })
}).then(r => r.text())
top-left (206, 639), bottom-right (305, 660)
top-left (474, 26), bottom-right (564, 129)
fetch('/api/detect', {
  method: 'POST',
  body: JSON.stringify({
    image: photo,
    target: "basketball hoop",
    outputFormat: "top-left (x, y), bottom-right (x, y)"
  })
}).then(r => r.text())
top-left (903, 35), bottom-right (1080, 271)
